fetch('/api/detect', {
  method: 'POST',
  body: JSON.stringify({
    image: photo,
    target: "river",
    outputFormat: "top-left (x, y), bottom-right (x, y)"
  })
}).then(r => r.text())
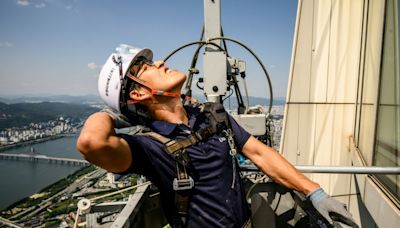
top-left (0, 136), bottom-right (83, 210)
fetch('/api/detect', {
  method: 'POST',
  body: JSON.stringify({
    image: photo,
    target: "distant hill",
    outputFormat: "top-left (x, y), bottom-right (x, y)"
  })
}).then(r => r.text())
top-left (0, 95), bottom-right (102, 104)
top-left (0, 94), bottom-right (285, 130)
top-left (0, 102), bottom-right (100, 131)
top-left (0, 94), bottom-right (285, 106)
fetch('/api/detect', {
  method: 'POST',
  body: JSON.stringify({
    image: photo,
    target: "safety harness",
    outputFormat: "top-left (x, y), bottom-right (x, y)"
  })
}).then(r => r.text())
top-left (137, 102), bottom-right (238, 226)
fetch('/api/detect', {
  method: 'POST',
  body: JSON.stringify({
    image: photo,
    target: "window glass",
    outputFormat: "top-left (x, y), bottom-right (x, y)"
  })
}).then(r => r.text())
top-left (373, 0), bottom-right (400, 201)
top-left (358, 0), bottom-right (384, 163)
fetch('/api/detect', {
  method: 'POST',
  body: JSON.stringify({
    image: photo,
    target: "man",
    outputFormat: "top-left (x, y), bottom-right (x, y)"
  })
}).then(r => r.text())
top-left (77, 44), bottom-right (355, 227)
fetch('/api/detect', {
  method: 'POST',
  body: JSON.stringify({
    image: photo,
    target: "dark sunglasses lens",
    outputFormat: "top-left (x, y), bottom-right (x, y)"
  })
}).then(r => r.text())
top-left (129, 59), bottom-right (153, 77)
top-left (129, 60), bottom-right (145, 76)
top-left (130, 64), bottom-right (141, 76)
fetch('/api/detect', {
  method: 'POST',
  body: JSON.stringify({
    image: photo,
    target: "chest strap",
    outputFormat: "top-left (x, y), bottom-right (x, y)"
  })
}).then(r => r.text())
top-left (143, 127), bottom-right (214, 166)
top-left (140, 131), bottom-right (195, 225)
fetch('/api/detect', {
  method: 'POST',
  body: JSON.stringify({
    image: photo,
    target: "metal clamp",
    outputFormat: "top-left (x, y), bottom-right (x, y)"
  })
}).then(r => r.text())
top-left (173, 176), bottom-right (194, 191)
top-left (223, 129), bottom-right (237, 156)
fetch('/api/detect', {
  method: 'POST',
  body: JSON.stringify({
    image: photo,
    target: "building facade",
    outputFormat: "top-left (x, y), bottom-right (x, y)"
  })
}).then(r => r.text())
top-left (280, 0), bottom-right (399, 227)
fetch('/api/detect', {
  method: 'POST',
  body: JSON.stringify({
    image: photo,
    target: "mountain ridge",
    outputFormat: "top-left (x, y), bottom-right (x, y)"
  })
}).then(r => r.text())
top-left (0, 95), bottom-right (102, 104)
top-left (0, 102), bottom-right (99, 131)
top-left (0, 94), bottom-right (286, 106)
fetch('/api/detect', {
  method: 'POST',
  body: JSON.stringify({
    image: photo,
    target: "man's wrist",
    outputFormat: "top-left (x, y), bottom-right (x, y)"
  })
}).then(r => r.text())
top-left (97, 111), bottom-right (115, 121)
top-left (100, 108), bottom-right (117, 120)
top-left (303, 181), bottom-right (320, 196)
top-left (99, 108), bottom-right (131, 128)
top-left (307, 187), bottom-right (328, 204)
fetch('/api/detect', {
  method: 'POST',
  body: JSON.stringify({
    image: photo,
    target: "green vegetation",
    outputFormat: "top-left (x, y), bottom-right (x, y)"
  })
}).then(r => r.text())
top-left (43, 219), bottom-right (60, 228)
top-left (40, 165), bottom-right (96, 194)
top-left (46, 199), bottom-right (78, 218)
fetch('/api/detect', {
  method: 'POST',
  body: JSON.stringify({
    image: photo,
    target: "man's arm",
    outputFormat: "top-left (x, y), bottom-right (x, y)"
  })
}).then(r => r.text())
top-left (242, 136), bottom-right (357, 226)
top-left (76, 112), bottom-right (132, 173)
top-left (242, 135), bottom-right (319, 195)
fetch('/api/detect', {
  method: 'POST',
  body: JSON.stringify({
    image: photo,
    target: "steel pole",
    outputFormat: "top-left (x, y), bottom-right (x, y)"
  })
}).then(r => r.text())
top-left (240, 164), bottom-right (400, 174)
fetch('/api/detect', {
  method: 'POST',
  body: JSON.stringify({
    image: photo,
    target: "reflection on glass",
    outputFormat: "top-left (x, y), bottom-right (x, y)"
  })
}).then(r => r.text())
top-left (358, 0), bottom-right (383, 161)
top-left (373, 0), bottom-right (400, 201)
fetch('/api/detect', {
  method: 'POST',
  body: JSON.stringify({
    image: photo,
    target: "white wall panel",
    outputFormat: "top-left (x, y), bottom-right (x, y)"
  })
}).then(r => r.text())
top-left (327, 0), bottom-right (363, 103)
top-left (330, 105), bottom-right (355, 195)
top-left (281, 104), bottom-right (300, 163)
top-left (296, 104), bottom-right (316, 166)
top-left (310, 0), bottom-right (331, 103)
top-left (281, 104), bottom-right (316, 166)
top-left (288, 0), bottom-right (314, 102)
top-left (312, 104), bottom-right (335, 189)
top-left (310, 104), bottom-right (355, 193)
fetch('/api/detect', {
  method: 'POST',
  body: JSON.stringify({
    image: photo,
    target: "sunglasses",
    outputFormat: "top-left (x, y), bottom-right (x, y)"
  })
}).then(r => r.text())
top-left (125, 59), bottom-right (180, 102)
top-left (128, 58), bottom-right (154, 78)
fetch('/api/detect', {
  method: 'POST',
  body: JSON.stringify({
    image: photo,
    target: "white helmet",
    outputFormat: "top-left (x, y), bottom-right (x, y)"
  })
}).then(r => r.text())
top-left (98, 44), bottom-right (153, 113)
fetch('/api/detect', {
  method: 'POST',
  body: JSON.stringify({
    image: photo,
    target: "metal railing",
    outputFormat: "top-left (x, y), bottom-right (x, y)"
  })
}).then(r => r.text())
top-left (240, 164), bottom-right (400, 174)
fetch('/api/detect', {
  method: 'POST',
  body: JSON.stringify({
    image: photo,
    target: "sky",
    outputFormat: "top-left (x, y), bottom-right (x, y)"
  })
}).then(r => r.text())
top-left (0, 0), bottom-right (298, 99)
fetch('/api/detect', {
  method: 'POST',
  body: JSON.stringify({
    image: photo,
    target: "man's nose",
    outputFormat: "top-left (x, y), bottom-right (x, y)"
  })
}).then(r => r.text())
top-left (153, 60), bottom-right (165, 68)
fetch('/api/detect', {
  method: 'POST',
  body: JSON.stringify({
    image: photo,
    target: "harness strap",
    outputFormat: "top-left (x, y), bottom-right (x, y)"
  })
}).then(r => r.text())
top-left (135, 102), bottom-right (238, 226)
top-left (164, 127), bottom-right (214, 154)
top-left (174, 164), bottom-right (192, 224)
top-left (140, 127), bottom-right (214, 168)
top-left (142, 131), bottom-right (191, 166)
top-left (140, 131), bottom-right (193, 225)
top-left (141, 131), bottom-right (171, 144)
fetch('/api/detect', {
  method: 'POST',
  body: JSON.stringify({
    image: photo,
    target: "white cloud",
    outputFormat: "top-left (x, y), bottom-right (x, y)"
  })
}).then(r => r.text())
top-left (16, 0), bottom-right (29, 6)
top-left (35, 3), bottom-right (46, 8)
top-left (88, 62), bottom-right (99, 70)
top-left (65, 5), bottom-right (72, 10)
top-left (0, 42), bottom-right (14, 48)
top-left (5, 42), bottom-right (14, 47)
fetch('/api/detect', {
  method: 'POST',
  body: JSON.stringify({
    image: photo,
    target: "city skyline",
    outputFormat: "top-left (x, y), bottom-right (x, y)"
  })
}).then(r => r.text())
top-left (0, 0), bottom-right (297, 99)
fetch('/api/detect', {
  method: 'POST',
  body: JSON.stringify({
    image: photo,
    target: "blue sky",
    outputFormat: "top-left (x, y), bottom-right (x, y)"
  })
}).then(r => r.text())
top-left (0, 0), bottom-right (297, 99)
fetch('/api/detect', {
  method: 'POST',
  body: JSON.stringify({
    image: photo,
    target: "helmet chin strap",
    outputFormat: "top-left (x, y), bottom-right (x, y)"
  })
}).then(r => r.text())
top-left (127, 91), bottom-right (181, 105)
top-left (151, 89), bottom-right (181, 98)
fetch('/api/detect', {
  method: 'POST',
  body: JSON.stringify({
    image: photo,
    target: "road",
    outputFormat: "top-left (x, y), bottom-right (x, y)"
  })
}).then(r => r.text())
top-left (0, 216), bottom-right (23, 228)
top-left (9, 168), bottom-right (106, 221)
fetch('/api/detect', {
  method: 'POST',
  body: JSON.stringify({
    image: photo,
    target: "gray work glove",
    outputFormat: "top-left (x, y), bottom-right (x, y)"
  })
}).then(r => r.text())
top-left (100, 107), bottom-right (132, 129)
top-left (307, 187), bottom-right (358, 227)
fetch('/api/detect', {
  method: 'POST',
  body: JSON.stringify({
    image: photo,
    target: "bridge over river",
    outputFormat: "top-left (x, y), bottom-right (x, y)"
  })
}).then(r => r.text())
top-left (0, 153), bottom-right (89, 166)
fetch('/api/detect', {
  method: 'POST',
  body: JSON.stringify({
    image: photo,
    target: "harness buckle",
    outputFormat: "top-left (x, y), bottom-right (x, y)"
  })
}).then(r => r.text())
top-left (173, 176), bottom-right (194, 191)
top-left (171, 149), bottom-right (189, 166)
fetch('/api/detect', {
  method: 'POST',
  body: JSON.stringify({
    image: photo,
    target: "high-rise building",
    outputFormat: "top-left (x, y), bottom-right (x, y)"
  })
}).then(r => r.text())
top-left (281, 0), bottom-right (400, 226)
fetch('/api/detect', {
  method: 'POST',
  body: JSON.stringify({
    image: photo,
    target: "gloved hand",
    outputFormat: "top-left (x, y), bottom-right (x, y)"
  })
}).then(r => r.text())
top-left (307, 187), bottom-right (358, 227)
top-left (100, 107), bottom-right (132, 129)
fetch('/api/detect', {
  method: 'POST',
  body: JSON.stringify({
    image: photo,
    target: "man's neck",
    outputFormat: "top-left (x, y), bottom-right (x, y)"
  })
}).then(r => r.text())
top-left (147, 98), bottom-right (189, 125)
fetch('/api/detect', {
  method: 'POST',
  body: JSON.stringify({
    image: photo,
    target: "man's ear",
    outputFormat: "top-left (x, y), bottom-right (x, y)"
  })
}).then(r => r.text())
top-left (129, 88), bottom-right (152, 101)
